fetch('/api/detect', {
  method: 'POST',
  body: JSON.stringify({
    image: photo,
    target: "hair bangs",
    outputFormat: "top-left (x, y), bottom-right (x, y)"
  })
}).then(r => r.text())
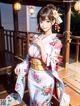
top-left (39, 9), bottom-right (55, 22)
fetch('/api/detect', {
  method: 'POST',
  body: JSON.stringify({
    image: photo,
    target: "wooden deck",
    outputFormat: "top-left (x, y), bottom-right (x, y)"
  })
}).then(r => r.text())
top-left (59, 62), bottom-right (80, 106)
top-left (0, 62), bottom-right (80, 106)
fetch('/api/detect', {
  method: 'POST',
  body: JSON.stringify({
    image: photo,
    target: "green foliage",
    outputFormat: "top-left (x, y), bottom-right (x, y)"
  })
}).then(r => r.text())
top-left (71, 8), bottom-right (80, 36)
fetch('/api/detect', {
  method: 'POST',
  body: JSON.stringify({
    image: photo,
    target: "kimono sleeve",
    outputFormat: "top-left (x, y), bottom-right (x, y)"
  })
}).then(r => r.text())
top-left (5, 55), bottom-right (29, 105)
top-left (15, 55), bottom-right (29, 101)
top-left (15, 55), bottom-right (29, 75)
top-left (46, 39), bottom-right (62, 71)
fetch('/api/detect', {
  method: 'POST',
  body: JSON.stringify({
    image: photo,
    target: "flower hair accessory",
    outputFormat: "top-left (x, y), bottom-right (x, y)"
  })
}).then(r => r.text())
top-left (52, 10), bottom-right (63, 24)
top-left (52, 10), bottom-right (62, 32)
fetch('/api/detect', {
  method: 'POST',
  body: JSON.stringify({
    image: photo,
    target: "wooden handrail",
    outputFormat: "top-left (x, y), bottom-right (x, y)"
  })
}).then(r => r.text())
top-left (2, 30), bottom-right (65, 61)
top-left (3, 30), bottom-right (28, 58)
top-left (3, 29), bottom-right (80, 64)
top-left (3, 30), bottom-right (41, 58)
top-left (71, 36), bottom-right (80, 63)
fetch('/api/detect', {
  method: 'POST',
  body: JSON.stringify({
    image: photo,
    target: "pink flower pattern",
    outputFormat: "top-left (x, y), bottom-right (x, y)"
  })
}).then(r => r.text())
top-left (43, 87), bottom-right (51, 95)
top-left (33, 72), bottom-right (41, 83)
top-left (10, 34), bottom-right (64, 106)
top-left (49, 40), bottom-right (62, 49)
top-left (49, 39), bottom-right (63, 71)
top-left (42, 85), bottom-right (52, 96)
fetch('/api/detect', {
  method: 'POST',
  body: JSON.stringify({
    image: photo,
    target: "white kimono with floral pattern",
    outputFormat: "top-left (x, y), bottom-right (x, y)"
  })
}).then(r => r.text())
top-left (6, 34), bottom-right (70, 106)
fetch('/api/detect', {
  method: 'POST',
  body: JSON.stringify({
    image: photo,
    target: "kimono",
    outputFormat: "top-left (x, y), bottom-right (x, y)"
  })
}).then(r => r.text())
top-left (6, 33), bottom-right (70, 106)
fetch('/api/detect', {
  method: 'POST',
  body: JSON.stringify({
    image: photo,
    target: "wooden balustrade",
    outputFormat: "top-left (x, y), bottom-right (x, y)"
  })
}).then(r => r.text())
top-left (4, 30), bottom-right (14, 53)
top-left (3, 30), bottom-right (40, 59)
top-left (0, 29), bottom-right (66, 65)
top-left (71, 36), bottom-right (80, 63)
top-left (1, 29), bottom-right (80, 64)
top-left (4, 30), bottom-right (27, 58)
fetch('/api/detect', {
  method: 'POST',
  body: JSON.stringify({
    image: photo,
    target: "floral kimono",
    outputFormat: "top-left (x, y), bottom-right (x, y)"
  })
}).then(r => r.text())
top-left (6, 34), bottom-right (70, 106)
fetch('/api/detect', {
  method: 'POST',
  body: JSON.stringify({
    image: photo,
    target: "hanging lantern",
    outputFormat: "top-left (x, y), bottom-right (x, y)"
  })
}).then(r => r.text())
top-left (28, 6), bottom-right (35, 15)
top-left (14, 2), bottom-right (22, 11)
top-left (74, 1), bottom-right (80, 13)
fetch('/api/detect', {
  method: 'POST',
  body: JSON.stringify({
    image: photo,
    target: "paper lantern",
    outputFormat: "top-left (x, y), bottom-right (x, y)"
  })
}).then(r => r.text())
top-left (14, 2), bottom-right (22, 11)
top-left (74, 1), bottom-right (80, 13)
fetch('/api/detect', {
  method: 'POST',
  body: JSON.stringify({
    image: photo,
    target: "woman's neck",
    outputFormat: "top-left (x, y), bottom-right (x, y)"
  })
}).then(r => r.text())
top-left (44, 30), bottom-right (52, 36)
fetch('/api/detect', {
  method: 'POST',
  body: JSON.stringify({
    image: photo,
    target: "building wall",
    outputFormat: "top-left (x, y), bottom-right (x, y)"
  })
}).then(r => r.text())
top-left (0, 3), bottom-right (41, 32)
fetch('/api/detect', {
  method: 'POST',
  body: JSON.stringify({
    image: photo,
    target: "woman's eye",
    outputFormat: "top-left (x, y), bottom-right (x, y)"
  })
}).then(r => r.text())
top-left (46, 20), bottom-right (50, 23)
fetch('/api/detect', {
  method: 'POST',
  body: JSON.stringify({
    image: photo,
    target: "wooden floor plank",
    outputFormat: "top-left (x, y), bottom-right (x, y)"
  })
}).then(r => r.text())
top-left (65, 86), bottom-right (80, 106)
top-left (58, 63), bottom-right (80, 106)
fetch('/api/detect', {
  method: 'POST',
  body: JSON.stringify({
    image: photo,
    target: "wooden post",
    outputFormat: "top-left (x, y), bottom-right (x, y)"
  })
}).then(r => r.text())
top-left (12, 5), bottom-right (19, 56)
top-left (63, 2), bottom-right (71, 68)
top-left (26, 32), bottom-right (30, 53)
top-left (75, 39), bottom-right (79, 63)
top-left (0, 8), bottom-right (5, 51)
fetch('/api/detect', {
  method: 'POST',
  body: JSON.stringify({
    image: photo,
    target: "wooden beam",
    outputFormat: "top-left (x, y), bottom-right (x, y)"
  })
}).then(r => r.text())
top-left (12, 5), bottom-right (19, 56)
top-left (0, 0), bottom-right (76, 6)
top-left (63, 2), bottom-right (71, 68)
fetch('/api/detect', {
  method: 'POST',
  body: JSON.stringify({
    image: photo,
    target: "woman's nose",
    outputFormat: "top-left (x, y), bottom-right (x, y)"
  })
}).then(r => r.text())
top-left (42, 21), bottom-right (46, 26)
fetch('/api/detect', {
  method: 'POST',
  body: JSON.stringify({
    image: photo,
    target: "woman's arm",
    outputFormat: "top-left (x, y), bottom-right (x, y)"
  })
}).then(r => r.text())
top-left (32, 36), bottom-right (47, 63)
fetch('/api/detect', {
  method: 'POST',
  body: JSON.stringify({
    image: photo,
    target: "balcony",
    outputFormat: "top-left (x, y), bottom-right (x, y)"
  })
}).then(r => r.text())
top-left (0, 29), bottom-right (80, 106)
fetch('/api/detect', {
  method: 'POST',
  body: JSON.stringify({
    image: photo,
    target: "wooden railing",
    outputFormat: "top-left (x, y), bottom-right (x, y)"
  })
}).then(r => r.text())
top-left (2, 30), bottom-right (65, 59)
top-left (3, 30), bottom-right (40, 58)
top-left (71, 36), bottom-right (80, 63)
top-left (4, 30), bottom-right (14, 53)
top-left (4, 30), bottom-right (28, 58)
top-left (2, 29), bottom-right (80, 63)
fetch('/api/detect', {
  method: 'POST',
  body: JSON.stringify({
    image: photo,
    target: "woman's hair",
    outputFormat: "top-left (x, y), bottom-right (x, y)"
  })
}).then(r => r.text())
top-left (37, 4), bottom-right (57, 32)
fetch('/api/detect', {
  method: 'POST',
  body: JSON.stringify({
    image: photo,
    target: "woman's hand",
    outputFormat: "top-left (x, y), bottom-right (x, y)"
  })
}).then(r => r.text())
top-left (14, 62), bottom-right (27, 76)
top-left (32, 35), bottom-right (43, 48)
top-left (32, 35), bottom-right (47, 63)
top-left (14, 65), bottom-right (20, 75)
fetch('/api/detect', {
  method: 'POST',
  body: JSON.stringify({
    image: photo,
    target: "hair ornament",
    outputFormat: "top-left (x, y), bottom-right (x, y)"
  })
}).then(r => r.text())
top-left (52, 10), bottom-right (62, 32)
top-left (54, 22), bottom-right (60, 32)
top-left (52, 10), bottom-right (63, 24)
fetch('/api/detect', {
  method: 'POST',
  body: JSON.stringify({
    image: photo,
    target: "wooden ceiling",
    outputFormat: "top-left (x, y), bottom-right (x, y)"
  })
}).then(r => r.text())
top-left (0, 0), bottom-right (76, 6)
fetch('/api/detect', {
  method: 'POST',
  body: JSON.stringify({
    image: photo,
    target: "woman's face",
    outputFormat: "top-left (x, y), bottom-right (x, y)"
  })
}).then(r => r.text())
top-left (39, 17), bottom-right (53, 33)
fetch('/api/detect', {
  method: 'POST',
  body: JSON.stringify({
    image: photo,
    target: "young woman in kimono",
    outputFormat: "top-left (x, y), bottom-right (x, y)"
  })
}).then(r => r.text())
top-left (6, 4), bottom-right (70, 106)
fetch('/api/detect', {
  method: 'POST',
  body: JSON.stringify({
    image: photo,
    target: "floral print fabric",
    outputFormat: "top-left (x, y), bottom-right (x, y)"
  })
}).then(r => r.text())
top-left (7, 33), bottom-right (65, 106)
top-left (15, 34), bottom-right (64, 106)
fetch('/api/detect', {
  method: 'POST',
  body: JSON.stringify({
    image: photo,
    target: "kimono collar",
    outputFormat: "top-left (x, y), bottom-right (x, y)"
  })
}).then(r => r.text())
top-left (41, 33), bottom-right (57, 41)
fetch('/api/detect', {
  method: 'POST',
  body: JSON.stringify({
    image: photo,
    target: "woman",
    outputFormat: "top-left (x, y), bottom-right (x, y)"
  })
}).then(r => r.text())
top-left (6, 4), bottom-right (70, 106)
